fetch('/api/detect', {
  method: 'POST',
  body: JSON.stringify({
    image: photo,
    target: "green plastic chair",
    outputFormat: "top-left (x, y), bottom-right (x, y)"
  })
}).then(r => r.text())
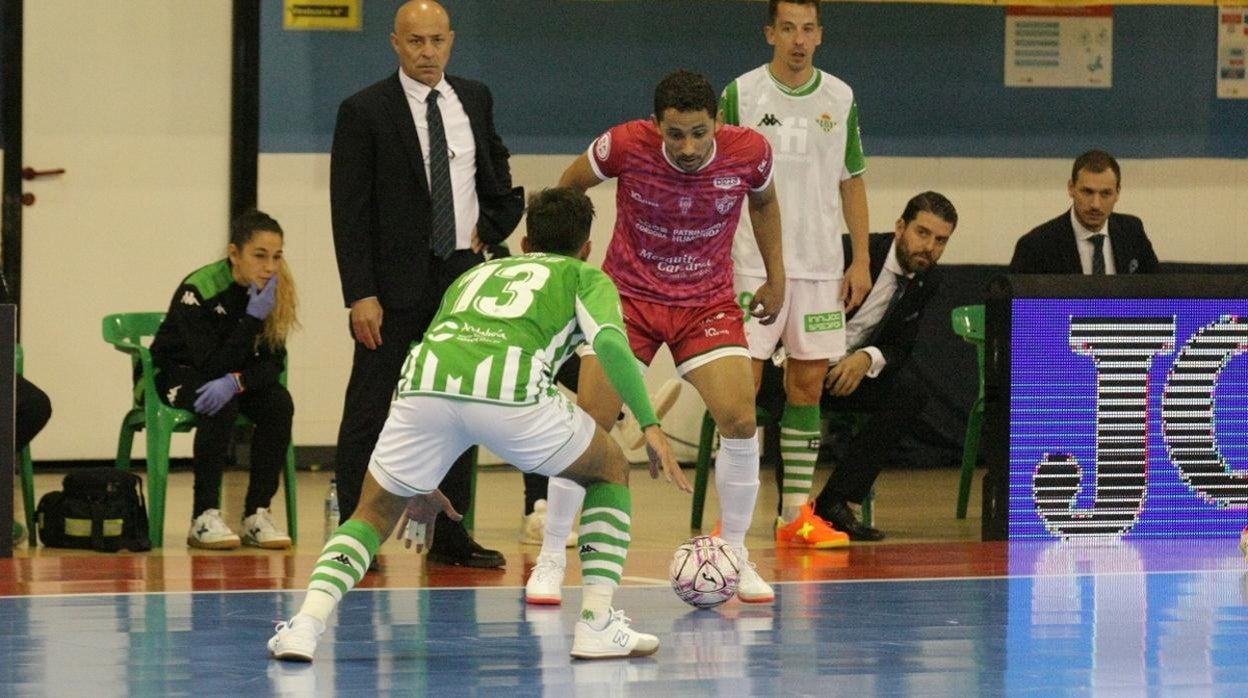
top-left (102, 312), bottom-right (298, 547)
top-left (16, 345), bottom-right (37, 546)
top-left (690, 405), bottom-right (872, 530)
top-left (951, 304), bottom-right (985, 519)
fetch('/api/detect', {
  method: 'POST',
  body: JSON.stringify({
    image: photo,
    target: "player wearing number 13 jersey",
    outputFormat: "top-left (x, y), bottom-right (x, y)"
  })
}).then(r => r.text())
top-left (268, 188), bottom-right (683, 663)
top-left (530, 70), bottom-right (784, 606)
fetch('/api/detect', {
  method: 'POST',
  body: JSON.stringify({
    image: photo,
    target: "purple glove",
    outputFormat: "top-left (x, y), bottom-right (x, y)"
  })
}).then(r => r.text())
top-left (246, 277), bottom-right (278, 320)
top-left (193, 374), bottom-right (239, 416)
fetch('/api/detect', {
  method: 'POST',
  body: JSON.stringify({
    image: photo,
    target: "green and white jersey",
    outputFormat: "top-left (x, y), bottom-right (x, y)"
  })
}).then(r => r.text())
top-left (721, 65), bottom-right (866, 281)
top-left (398, 253), bottom-right (625, 405)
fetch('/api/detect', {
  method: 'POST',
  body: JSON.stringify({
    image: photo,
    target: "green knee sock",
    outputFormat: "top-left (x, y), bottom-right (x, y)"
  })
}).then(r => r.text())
top-left (578, 483), bottom-right (632, 623)
top-left (299, 519), bottom-right (382, 622)
top-left (780, 403), bottom-right (821, 521)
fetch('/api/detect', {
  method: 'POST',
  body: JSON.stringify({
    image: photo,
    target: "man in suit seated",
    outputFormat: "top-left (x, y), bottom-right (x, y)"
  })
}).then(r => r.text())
top-left (760, 192), bottom-right (957, 540)
top-left (1010, 149), bottom-right (1158, 275)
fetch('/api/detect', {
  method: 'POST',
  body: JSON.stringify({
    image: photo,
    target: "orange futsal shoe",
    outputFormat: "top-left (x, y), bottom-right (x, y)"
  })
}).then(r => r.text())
top-left (775, 503), bottom-right (850, 549)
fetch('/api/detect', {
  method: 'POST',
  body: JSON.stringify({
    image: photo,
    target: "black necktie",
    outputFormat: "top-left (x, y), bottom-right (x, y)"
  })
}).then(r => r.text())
top-left (878, 273), bottom-right (910, 330)
top-left (1090, 234), bottom-right (1106, 275)
top-left (426, 89), bottom-right (456, 260)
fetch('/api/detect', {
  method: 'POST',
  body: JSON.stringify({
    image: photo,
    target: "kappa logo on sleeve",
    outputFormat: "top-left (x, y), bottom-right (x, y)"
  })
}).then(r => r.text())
top-left (180, 291), bottom-right (200, 306)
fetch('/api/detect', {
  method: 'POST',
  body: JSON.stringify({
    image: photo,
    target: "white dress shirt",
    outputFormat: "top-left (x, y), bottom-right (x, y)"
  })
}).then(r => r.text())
top-left (398, 70), bottom-right (479, 251)
top-left (1070, 208), bottom-right (1116, 275)
top-left (843, 239), bottom-right (913, 378)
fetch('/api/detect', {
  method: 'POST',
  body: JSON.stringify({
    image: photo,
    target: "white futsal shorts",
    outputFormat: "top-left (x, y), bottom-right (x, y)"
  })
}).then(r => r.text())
top-left (734, 272), bottom-right (847, 362)
top-left (367, 390), bottom-right (597, 498)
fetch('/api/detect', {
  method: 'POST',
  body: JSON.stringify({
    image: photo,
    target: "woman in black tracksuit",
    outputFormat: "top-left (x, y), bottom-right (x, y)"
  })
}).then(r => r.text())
top-left (150, 210), bottom-right (299, 550)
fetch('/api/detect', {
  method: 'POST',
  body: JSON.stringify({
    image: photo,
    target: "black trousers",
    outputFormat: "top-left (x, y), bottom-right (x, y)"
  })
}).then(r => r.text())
top-left (813, 368), bottom-right (926, 506)
top-left (334, 250), bottom-right (484, 549)
top-left (16, 375), bottom-right (52, 452)
top-left (758, 360), bottom-right (926, 506)
top-left (158, 367), bottom-right (294, 518)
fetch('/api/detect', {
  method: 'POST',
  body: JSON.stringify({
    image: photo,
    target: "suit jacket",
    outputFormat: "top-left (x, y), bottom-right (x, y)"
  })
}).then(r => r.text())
top-left (330, 72), bottom-right (525, 310)
top-left (1009, 210), bottom-right (1158, 275)
top-left (843, 232), bottom-right (939, 375)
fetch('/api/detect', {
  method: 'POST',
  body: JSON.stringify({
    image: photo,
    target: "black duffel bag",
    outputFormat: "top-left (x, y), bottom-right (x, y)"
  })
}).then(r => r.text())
top-left (37, 469), bottom-right (152, 552)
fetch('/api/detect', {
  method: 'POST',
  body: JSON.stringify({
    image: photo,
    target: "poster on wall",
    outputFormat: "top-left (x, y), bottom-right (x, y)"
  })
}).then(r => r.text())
top-left (1005, 6), bottom-right (1112, 89)
top-left (1218, 7), bottom-right (1248, 99)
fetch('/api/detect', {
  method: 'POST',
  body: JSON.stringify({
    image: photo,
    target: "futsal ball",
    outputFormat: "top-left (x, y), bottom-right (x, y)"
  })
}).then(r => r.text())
top-left (670, 535), bottom-right (741, 608)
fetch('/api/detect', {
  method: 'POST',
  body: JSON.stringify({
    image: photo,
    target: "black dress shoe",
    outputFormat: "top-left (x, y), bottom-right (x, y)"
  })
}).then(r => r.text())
top-left (817, 500), bottom-right (885, 542)
top-left (427, 538), bottom-right (506, 568)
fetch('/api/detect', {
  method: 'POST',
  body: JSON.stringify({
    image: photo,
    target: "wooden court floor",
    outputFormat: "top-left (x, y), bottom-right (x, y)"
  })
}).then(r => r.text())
top-left (6, 466), bottom-right (1248, 695)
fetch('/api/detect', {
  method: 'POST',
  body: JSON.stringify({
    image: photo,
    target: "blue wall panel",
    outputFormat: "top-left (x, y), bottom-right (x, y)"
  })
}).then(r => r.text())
top-left (260, 1), bottom-right (1248, 157)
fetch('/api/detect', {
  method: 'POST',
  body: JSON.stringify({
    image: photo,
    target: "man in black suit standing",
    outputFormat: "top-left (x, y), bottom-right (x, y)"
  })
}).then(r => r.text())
top-left (330, 0), bottom-right (523, 568)
top-left (1010, 150), bottom-right (1158, 275)
top-left (761, 192), bottom-right (957, 541)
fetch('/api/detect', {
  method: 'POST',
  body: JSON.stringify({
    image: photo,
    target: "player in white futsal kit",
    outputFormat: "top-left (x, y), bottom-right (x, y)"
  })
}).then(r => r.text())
top-left (721, 0), bottom-right (872, 546)
top-left (526, 69), bottom-right (785, 607)
top-left (267, 188), bottom-right (680, 662)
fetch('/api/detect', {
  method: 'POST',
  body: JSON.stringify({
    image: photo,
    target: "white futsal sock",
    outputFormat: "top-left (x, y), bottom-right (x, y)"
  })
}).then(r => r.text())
top-left (715, 435), bottom-right (761, 550)
top-left (541, 476), bottom-right (586, 558)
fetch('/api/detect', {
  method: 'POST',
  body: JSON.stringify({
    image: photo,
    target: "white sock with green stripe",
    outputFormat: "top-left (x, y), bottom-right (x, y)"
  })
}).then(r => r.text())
top-left (577, 483), bottom-right (631, 624)
top-left (297, 519), bottom-right (382, 623)
top-left (780, 403), bottom-right (822, 522)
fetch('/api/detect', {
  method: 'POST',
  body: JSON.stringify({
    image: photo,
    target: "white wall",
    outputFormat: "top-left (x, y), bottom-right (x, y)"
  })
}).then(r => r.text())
top-left (20, 1), bottom-right (232, 460)
top-left (259, 153), bottom-right (1248, 462)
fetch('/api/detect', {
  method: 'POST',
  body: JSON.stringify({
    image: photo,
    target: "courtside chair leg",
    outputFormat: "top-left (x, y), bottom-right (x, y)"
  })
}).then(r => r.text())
top-left (284, 443), bottom-right (298, 543)
top-left (956, 398), bottom-right (984, 519)
top-left (951, 304), bottom-right (986, 520)
top-left (14, 346), bottom-right (37, 546)
top-left (462, 448), bottom-right (478, 534)
top-left (143, 419), bottom-right (173, 548)
top-left (20, 446), bottom-right (35, 546)
top-left (116, 419), bottom-right (137, 472)
top-left (690, 410), bottom-right (717, 530)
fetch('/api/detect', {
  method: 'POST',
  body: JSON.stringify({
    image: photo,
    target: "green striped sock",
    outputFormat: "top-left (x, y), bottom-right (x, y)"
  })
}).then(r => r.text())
top-left (300, 519), bottom-right (381, 622)
top-left (578, 483), bottom-right (632, 590)
top-left (780, 403), bottom-right (821, 516)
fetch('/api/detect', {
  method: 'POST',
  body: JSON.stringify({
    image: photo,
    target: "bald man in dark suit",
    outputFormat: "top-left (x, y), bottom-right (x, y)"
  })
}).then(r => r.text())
top-left (330, 1), bottom-right (523, 568)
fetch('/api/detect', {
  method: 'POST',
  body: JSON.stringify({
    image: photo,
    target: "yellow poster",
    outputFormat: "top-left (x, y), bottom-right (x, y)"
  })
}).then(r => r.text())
top-left (284, 0), bottom-right (362, 31)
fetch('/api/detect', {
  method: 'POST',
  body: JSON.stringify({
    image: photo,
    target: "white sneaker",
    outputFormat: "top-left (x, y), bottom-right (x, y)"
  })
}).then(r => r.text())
top-left (268, 613), bottom-right (324, 662)
top-left (187, 509), bottom-right (241, 550)
top-left (242, 508), bottom-right (292, 550)
top-left (525, 551), bottom-right (566, 605)
top-left (519, 500), bottom-right (578, 547)
top-left (616, 378), bottom-right (683, 449)
top-left (734, 547), bottom-right (775, 603)
top-left (570, 608), bottom-right (659, 659)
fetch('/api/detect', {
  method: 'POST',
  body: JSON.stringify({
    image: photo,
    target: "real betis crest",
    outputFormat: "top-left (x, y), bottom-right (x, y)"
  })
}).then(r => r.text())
top-left (816, 112), bottom-right (836, 133)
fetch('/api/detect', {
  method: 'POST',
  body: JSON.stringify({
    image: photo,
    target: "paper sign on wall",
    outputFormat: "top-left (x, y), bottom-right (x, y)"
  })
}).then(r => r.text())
top-left (1218, 7), bottom-right (1248, 99)
top-left (284, 0), bottom-right (362, 31)
top-left (1005, 6), bottom-right (1112, 89)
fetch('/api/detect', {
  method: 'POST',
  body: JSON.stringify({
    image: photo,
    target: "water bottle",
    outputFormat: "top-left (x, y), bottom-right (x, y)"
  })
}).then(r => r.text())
top-left (323, 478), bottom-right (339, 542)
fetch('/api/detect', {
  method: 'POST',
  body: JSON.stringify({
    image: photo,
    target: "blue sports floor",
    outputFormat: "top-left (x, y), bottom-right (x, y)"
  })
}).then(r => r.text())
top-left (3, 543), bottom-right (1248, 696)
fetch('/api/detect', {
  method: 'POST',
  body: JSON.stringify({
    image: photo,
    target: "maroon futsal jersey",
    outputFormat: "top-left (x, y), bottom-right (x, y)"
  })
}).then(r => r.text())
top-left (587, 119), bottom-right (773, 307)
